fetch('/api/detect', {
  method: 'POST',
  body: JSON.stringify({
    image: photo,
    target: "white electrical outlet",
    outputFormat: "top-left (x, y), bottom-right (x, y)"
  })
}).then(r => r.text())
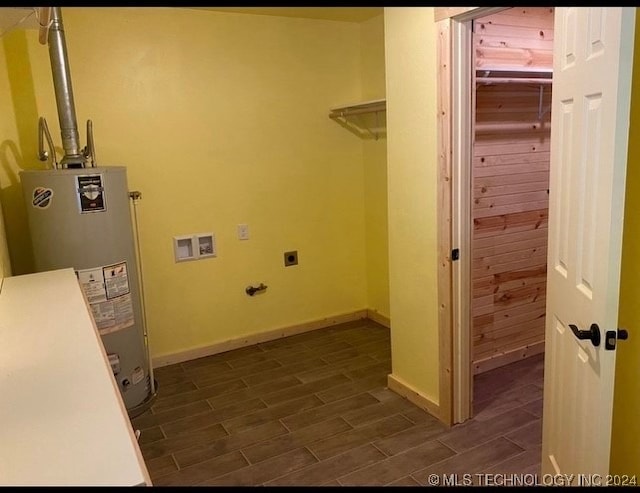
top-left (237, 224), bottom-right (249, 240)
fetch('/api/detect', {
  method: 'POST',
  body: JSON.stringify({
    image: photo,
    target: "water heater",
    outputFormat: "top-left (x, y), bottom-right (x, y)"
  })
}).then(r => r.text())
top-left (18, 8), bottom-right (154, 416)
top-left (21, 168), bottom-right (152, 413)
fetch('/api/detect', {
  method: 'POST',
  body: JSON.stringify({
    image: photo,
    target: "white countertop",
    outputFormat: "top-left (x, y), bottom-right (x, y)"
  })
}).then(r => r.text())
top-left (0, 268), bottom-right (150, 486)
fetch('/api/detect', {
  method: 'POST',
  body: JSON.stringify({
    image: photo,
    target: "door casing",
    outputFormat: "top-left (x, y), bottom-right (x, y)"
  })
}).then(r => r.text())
top-left (435, 6), bottom-right (511, 425)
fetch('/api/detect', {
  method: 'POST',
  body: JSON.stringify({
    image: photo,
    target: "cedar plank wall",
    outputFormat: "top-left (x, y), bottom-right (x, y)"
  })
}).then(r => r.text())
top-left (472, 7), bottom-right (554, 373)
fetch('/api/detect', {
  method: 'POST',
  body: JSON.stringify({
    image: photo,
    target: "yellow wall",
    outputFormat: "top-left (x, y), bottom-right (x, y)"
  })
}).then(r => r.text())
top-left (361, 14), bottom-right (389, 320)
top-left (0, 197), bottom-right (10, 278)
top-left (0, 7), bottom-right (371, 359)
top-left (0, 30), bottom-right (39, 275)
top-left (0, 35), bottom-right (11, 278)
top-left (610, 9), bottom-right (640, 476)
top-left (384, 7), bottom-right (440, 403)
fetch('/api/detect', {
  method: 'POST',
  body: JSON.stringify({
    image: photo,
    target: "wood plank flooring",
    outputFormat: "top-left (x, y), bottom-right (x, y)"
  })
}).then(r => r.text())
top-left (134, 319), bottom-right (543, 486)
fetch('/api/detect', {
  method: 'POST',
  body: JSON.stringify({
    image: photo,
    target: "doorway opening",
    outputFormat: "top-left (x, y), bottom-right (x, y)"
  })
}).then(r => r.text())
top-left (470, 7), bottom-right (554, 418)
top-left (444, 5), bottom-right (635, 475)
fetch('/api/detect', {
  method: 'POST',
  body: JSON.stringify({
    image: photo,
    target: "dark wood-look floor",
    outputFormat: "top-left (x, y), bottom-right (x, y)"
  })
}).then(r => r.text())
top-left (134, 319), bottom-right (543, 486)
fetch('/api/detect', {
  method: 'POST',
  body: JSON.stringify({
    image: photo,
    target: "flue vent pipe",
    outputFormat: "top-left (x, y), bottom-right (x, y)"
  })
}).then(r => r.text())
top-left (48, 7), bottom-right (83, 168)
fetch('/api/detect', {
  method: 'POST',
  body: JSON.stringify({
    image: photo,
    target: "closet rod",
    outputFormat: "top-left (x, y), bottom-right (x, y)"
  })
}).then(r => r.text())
top-left (476, 77), bottom-right (553, 85)
top-left (475, 121), bottom-right (548, 134)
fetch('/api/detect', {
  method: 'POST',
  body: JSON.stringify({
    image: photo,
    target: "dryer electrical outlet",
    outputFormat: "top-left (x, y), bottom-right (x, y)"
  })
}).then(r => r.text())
top-left (284, 250), bottom-right (298, 266)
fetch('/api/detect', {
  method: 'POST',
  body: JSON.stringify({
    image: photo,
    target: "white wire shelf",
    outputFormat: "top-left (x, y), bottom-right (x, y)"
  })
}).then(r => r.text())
top-left (329, 99), bottom-right (386, 140)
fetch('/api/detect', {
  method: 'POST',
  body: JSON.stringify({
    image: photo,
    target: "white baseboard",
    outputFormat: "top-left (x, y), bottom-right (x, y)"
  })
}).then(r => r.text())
top-left (387, 373), bottom-right (444, 425)
top-left (473, 340), bottom-right (545, 375)
top-left (152, 309), bottom-right (368, 368)
top-left (366, 309), bottom-right (391, 328)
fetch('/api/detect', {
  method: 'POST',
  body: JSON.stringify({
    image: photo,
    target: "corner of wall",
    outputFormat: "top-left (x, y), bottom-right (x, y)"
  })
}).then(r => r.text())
top-left (361, 12), bottom-right (390, 321)
top-left (383, 7), bottom-right (440, 402)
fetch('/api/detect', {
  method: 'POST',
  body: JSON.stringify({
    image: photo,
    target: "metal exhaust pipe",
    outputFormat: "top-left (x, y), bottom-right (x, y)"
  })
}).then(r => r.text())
top-left (48, 7), bottom-right (83, 168)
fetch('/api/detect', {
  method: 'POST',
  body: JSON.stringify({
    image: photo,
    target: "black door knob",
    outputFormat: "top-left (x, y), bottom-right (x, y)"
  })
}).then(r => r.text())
top-left (569, 323), bottom-right (601, 347)
top-left (605, 328), bottom-right (629, 350)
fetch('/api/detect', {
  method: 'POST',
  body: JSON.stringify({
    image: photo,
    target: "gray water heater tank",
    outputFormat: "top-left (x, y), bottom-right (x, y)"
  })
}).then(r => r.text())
top-left (20, 166), bottom-right (151, 413)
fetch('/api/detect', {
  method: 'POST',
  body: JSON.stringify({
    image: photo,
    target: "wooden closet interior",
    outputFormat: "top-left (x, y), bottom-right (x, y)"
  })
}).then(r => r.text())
top-left (471, 7), bottom-right (555, 375)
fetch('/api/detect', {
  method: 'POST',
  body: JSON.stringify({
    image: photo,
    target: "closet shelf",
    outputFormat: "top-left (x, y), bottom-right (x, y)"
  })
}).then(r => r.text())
top-left (329, 99), bottom-right (386, 140)
top-left (329, 98), bottom-right (386, 118)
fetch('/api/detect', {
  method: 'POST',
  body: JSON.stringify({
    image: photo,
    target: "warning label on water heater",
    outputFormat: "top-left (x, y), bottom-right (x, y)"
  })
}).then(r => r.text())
top-left (76, 260), bottom-right (134, 335)
top-left (76, 174), bottom-right (106, 213)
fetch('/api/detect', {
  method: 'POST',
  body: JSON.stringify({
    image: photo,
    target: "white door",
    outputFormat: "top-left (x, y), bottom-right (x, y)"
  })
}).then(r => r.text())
top-left (542, 7), bottom-right (635, 476)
